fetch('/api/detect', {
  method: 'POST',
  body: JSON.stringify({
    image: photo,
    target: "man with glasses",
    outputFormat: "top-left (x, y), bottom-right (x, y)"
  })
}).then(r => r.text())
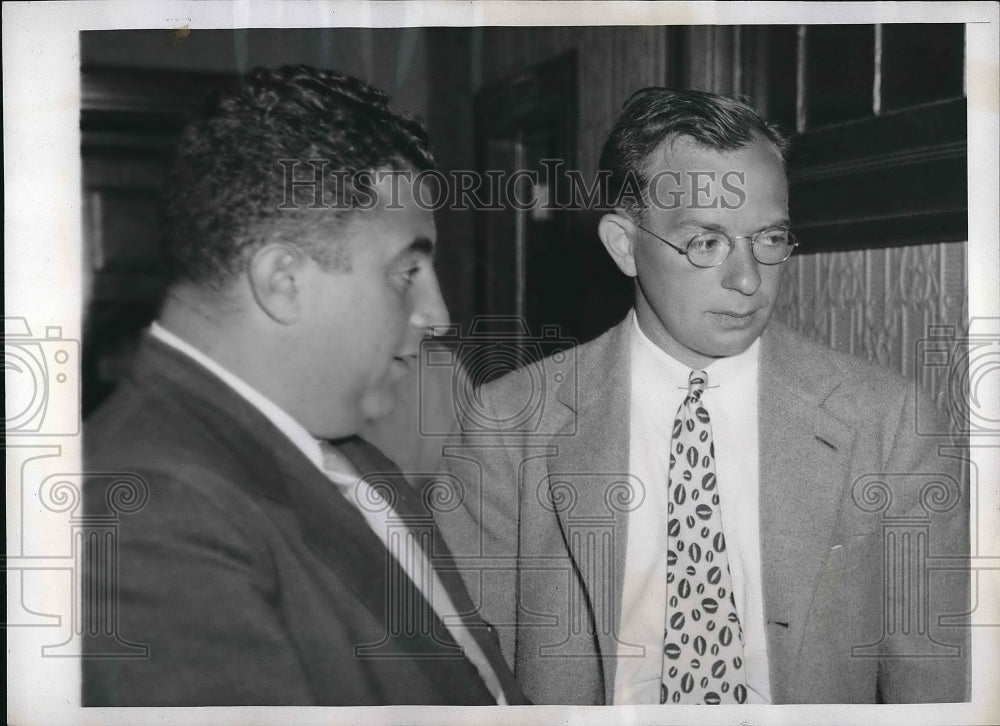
top-left (436, 88), bottom-right (969, 705)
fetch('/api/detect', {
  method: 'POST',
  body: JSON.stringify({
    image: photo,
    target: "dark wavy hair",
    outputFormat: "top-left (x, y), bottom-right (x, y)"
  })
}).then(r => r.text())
top-left (164, 65), bottom-right (434, 287)
top-left (598, 88), bottom-right (790, 220)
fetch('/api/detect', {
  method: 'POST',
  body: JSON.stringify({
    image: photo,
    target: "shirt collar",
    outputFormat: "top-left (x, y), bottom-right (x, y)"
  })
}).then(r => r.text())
top-left (631, 309), bottom-right (761, 390)
top-left (149, 322), bottom-right (326, 471)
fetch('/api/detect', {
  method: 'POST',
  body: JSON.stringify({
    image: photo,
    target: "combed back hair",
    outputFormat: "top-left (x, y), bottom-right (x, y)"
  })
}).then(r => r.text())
top-left (598, 88), bottom-right (791, 220)
top-left (164, 65), bottom-right (435, 287)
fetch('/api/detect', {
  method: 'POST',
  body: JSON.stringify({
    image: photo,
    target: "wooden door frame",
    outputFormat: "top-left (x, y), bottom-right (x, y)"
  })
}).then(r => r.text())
top-left (472, 51), bottom-right (578, 322)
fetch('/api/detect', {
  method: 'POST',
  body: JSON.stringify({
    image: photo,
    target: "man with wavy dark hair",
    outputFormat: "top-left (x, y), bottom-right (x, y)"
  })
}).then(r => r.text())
top-left (83, 66), bottom-right (523, 706)
top-left (437, 87), bottom-right (969, 705)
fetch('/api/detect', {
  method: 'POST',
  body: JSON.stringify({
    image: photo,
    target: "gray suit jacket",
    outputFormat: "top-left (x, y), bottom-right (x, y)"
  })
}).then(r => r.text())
top-left (436, 316), bottom-right (970, 704)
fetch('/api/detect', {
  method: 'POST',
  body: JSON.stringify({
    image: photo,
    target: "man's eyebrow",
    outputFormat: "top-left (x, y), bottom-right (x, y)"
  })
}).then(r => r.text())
top-left (675, 219), bottom-right (726, 232)
top-left (674, 218), bottom-right (792, 232)
top-left (401, 236), bottom-right (435, 257)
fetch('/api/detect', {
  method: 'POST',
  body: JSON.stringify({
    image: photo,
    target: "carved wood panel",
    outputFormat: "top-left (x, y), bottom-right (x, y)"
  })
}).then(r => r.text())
top-left (774, 241), bottom-right (968, 415)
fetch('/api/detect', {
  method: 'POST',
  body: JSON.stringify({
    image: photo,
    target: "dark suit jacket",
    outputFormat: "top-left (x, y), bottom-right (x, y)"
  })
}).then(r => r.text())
top-left (436, 315), bottom-right (970, 704)
top-left (82, 333), bottom-right (525, 706)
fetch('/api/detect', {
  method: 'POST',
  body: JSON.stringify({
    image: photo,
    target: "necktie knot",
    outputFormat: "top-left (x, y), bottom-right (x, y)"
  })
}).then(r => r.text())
top-left (687, 370), bottom-right (708, 403)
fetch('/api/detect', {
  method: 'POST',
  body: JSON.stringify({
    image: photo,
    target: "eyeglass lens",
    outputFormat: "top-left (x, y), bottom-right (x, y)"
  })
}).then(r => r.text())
top-left (687, 229), bottom-right (793, 267)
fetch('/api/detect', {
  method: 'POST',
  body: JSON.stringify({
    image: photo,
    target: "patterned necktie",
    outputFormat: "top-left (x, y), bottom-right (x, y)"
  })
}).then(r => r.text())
top-left (660, 370), bottom-right (748, 705)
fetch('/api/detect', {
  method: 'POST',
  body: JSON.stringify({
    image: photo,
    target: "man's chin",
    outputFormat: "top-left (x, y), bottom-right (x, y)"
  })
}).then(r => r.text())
top-left (359, 388), bottom-right (398, 423)
top-left (696, 326), bottom-right (767, 361)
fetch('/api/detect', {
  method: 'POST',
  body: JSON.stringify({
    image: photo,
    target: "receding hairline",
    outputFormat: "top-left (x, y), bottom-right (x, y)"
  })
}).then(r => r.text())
top-left (647, 130), bottom-right (787, 171)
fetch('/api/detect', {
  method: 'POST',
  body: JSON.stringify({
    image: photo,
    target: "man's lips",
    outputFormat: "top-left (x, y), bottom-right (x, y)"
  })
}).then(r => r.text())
top-left (709, 309), bottom-right (761, 327)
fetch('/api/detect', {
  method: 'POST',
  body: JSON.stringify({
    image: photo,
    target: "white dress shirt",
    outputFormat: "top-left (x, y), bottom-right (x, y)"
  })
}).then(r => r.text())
top-left (149, 323), bottom-right (507, 704)
top-left (613, 312), bottom-right (771, 704)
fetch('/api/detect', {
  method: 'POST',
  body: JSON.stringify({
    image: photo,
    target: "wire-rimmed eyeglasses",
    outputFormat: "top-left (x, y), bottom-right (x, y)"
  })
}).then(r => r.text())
top-left (633, 222), bottom-right (798, 268)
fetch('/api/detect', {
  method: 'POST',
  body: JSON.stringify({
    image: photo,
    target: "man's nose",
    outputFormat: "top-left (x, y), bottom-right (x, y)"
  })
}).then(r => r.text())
top-left (410, 270), bottom-right (450, 333)
top-left (721, 238), bottom-right (762, 295)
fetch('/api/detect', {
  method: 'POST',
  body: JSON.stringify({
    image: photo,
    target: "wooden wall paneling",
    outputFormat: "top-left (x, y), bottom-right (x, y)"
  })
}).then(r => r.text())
top-left (80, 68), bottom-right (237, 415)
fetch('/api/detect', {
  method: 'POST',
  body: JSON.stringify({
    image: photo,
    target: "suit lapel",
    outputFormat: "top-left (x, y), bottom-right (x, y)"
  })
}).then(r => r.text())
top-left (337, 436), bottom-right (483, 639)
top-left (757, 323), bottom-right (856, 702)
top-left (129, 334), bottom-right (513, 702)
top-left (272, 438), bottom-right (404, 629)
top-left (548, 318), bottom-right (633, 704)
top-left (132, 335), bottom-right (455, 651)
top-left (531, 317), bottom-right (858, 704)
top-left (338, 437), bottom-right (525, 703)
top-left (521, 317), bottom-right (859, 704)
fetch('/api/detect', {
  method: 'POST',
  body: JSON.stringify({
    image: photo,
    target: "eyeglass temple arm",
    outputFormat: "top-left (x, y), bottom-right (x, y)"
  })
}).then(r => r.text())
top-left (632, 222), bottom-right (689, 256)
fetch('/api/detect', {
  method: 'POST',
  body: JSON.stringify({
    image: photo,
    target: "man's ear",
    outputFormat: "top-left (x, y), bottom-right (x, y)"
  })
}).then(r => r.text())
top-left (598, 211), bottom-right (638, 278)
top-left (247, 243), bottom-right (307, 324)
